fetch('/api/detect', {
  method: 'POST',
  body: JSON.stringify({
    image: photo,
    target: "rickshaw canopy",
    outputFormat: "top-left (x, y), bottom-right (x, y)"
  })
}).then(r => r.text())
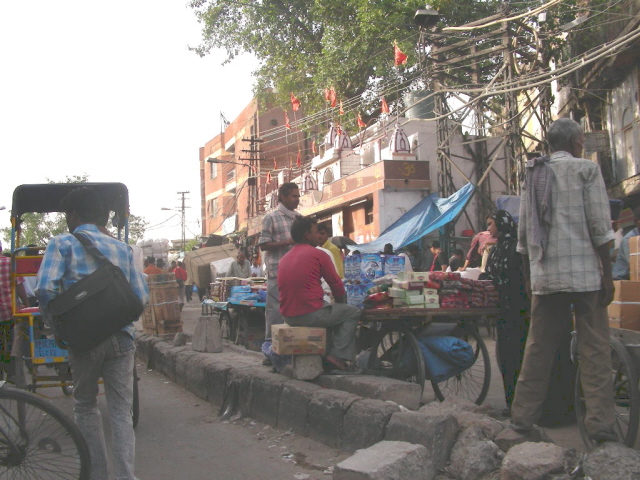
top-left (10, 183), bottom-right (129, 221)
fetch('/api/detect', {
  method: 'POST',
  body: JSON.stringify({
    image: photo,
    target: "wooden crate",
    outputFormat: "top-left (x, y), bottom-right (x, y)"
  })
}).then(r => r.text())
top-left (143, 274), bottom-right (183, 335)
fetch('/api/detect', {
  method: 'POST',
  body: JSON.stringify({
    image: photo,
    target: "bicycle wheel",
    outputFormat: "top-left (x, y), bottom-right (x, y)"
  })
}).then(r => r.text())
top-left (0, 384), bottom-right (90, 479)
top-left (575, 336), bottom-right (639, 449)
top-left (367, 325), bottom-right (425, 394)
top-left (132, 365), bottom-right (140, 428)
top-left (431, 326), bottom-right (491, 405)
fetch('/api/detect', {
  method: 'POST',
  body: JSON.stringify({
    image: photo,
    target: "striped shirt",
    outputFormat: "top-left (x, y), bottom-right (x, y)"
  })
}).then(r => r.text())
top-left (36, 224), bottom-right (149, 337)
top-left (517, 151), bottom-right (614, 294)
top-left (258, 204), bottom-right (300, 278)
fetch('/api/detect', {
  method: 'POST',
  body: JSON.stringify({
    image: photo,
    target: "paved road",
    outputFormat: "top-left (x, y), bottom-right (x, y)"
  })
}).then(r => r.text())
top-left (42, 359), bottom-right (345, 480)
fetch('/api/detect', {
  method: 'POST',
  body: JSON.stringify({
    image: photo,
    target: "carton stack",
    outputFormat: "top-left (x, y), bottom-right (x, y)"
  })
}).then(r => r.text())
top-left (344, 253), bottom-right (406, 308)
top-left (608, 280), bottom-right (640, 330)
top-left (210, 277), bottom-right (243, 301)
top-left (142, 273), bottom-right (183, 335)
top-left (271, 324), bottom-right (326, 355)
top-left (388, 274), bottom-right (439, 308)
top-left (630, 236), bottom-right (640, 282)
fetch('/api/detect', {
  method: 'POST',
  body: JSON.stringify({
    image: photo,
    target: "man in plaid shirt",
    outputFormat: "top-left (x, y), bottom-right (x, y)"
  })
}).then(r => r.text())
top-left (512, 118), bottom-right (617, 443)
top-left (258, 182), bottom-right (300, 341)
top-left (36, 187), bottom-right (148, 480)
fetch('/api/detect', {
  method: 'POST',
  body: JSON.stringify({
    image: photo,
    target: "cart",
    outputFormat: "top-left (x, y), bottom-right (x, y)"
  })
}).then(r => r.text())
top-left (6, 183), bottom-right (140, 423)
top-left (202, 299), bottom-right (266, 348)
top-left (573, 327), bottom-right (640, 449)
top-left (360, 307), bottom-right (499, 405)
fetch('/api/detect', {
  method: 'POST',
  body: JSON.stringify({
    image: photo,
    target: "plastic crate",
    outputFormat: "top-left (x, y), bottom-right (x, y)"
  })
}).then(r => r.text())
top-left (33, 338), bottom-right (69, 363)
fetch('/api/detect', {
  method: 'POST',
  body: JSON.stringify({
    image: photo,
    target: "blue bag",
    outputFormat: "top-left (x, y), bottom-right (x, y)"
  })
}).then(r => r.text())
top-left (416, 336), bottom-right (475, 383)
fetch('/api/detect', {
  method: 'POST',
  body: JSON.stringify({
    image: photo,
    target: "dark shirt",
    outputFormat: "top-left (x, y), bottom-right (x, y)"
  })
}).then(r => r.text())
top-left (430, 251), bottom-right (448, 272)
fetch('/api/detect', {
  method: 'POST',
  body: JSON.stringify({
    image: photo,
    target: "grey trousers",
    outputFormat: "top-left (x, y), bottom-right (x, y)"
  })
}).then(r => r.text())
top-left (265, 278), bottom-right (283, 339)
top-left (511, 291), bottom-right (615, 436)
top-left (284, 302), bottom-right (361, 361)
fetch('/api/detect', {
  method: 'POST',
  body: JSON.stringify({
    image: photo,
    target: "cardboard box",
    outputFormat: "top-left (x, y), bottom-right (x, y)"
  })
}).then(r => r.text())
top-left (406, 289), bottom-right (424, 297)
top-left (383, 255), bottom-right (406, 276)
top-left (406, 294), bottom-right (426, 305)
top-left (393, 298), bottom-right (408, 307)
top-left (630, 237), bottom-right (640, 281)
top-left (271, 324), bottom-right (326, 355)
top-left (608, 280), bottom-right (640, 330)
top-left (361, 254), bottom-right (384, 282)
top-left (344, 255), bottom-right (362, 281)
top-left (388, 287), bottom-right (407, 299)
top-left (410, 272), bottom-right (430, 282)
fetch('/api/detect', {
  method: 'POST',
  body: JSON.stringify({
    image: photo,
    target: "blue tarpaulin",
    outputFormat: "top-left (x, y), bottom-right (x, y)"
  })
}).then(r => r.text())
top-left (350, 183), bottom-right (476, 254)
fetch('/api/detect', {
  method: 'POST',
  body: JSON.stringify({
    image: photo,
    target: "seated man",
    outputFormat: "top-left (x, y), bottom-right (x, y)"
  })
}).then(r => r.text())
top-left (278, 216), bottom-right (360, 372)
top-left (226, 251), bottom-right (251, 278)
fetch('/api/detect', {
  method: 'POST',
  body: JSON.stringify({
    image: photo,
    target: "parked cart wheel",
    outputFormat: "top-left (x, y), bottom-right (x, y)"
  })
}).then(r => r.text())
top-left (367, 325), bottom-right (425, 394)
top-left (431, 325), bottom-right (491, 405)
top-left (575, 336), bottom-right (639, 449)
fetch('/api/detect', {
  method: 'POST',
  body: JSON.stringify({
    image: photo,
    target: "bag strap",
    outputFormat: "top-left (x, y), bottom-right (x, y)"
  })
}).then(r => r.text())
top-left (72, 232), bottom-right (113, 266)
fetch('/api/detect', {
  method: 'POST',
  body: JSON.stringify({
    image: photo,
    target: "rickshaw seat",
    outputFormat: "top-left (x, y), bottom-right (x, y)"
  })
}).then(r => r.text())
top-left (15, 256), bottom-right (43, 275)
top-left (17, 307), bottom-right (40, 314)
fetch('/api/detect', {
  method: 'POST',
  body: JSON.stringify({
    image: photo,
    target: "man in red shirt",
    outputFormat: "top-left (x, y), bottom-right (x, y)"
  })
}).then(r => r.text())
top-left (278, 217), bottom-right (360, 372)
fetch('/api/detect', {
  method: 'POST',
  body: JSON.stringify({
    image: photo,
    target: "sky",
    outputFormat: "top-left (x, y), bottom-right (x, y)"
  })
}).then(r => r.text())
top-left (0, 1), bottom-right (256, 244)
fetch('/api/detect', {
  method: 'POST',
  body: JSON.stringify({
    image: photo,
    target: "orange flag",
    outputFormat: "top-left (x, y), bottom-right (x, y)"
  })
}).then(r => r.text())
top-left (284, 112), bottom-right (291, 129)
top-left (357, 113), bottom-right (366, 128)
top-left (312, 140), bottom-right (317, 154)
top-left (329, 87), bottom-right (337, 107)
top-left (266, 170), bottom-right (271, 183)
top-left (339, 101), bottom-right (344, 115)
top-left (381, 97), bottom-right (390, 114)
top-left (394, 42), bottom-right (408, 66)
top-left (273, 158), bottom-right (277, 170)
top-left (290, 93), bottom-right (301, 111)
top-left (323, 88), bottom-right (331, 102)
top-left (296, 150), bottom-right (301, 167)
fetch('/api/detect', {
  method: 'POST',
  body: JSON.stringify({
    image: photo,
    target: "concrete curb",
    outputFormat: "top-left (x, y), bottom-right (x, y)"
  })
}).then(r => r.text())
top-left (136, 335), bottom-right (420, 453)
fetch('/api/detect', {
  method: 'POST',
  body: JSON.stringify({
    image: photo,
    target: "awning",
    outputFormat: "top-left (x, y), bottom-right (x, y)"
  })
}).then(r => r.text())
top-left (350, 183), bottom-right (476, 254)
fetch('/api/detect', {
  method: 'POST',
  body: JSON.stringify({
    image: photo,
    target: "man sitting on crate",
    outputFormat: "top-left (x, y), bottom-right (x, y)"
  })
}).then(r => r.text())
top-left (36, 187), bottom-right (149, 480)
top-left (278, 216), bottom-right (361, 373)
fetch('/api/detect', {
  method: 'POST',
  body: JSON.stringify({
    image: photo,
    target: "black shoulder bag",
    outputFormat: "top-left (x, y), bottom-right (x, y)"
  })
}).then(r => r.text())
top-left (48, 233), bottom-right (144, 352)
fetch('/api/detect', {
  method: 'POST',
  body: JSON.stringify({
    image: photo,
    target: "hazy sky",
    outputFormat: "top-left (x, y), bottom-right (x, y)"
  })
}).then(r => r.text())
top-left (0, 1), bottom-right (256, 243)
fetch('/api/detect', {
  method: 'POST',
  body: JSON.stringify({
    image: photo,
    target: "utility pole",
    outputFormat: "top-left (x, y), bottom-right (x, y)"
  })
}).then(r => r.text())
top-left (177, 191), bottom-right (190, 253)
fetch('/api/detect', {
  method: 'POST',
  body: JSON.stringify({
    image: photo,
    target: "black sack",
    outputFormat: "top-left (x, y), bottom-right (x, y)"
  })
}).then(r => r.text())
top-left (48, 233), bottom-right (144, 353)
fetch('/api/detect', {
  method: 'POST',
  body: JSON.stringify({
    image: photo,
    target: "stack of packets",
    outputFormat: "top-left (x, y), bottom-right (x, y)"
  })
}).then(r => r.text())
top-left (344, 253), bottom-right (406, 309)
top-left (226, 284), bottom-right (268, 305)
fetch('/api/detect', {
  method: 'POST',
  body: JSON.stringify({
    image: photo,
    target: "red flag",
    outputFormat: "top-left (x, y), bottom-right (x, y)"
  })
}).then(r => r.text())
top-left (284, 112), bottom-right (291, 129)
top-left (323, 88), bottom-right (331, 102)
top-left (290, 93), bottom-right (301, 111)
top-left (381, 97), bottom-right (390, 114)
top-left (296, 150), bottom-right (301, 167)
top-left (394, 42), bottom-right (408, 66)
top-left (312, 140), bottom-right (317, 154)
top-left (357, 113), bottom-right (366, 128)
top-left (329, 87), bottom-right (337, 107)
top-left (273, 158), bottom-right (277, 170)
top-left (339, 101), bottom-right (344, 115)
top-left (266, 170), bottom-right (271, 183)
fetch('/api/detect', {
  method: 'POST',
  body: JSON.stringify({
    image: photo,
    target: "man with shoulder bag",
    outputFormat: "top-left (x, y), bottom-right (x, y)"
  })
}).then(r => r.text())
top-left (36, 187), bottom-right (149, 480)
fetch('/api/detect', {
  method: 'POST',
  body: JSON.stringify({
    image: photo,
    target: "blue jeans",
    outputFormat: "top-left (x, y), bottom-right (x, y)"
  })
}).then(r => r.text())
top-left (69, 332), bottom-right (136, 480)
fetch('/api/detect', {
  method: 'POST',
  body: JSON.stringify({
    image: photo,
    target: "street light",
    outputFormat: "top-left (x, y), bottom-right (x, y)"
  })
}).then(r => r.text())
top-left (207, 157), bottom-right (250, 167)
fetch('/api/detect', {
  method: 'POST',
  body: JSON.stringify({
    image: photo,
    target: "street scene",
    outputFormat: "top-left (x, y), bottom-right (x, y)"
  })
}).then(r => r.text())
top-left (2, 0), bottom-right (640, 479)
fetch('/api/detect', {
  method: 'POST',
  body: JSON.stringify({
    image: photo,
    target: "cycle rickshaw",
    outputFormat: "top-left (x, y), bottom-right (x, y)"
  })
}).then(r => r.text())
top-left (4, 183), bottom-right (139, 425)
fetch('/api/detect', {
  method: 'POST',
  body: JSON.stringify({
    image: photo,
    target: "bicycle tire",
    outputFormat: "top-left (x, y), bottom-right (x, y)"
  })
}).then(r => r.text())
top-left (431, 326), bottom-right (491, 405)
top-left (575, 336), bottom-right (639, 449)
top-left (132, 366), bottom-right (140, 428)
top-left (0, 384), bottom-right (90, 479)
top-left (367, 325), bottom-right (426, 395)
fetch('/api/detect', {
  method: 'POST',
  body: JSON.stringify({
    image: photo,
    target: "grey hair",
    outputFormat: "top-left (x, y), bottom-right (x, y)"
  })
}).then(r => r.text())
top-left (547, 118), bottom-right (583, 152)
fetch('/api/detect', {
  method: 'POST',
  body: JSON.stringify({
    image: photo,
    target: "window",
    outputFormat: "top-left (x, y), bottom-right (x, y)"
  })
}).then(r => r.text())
top-left (210, 162), bottom-right (217, 180)
top-left (364, 200), bottom-right (374, 225)
top-left (209, 197), bottom-right (218, 218)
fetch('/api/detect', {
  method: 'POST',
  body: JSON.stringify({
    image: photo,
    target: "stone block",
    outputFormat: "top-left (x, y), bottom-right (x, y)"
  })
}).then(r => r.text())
top-left (582, 441), bottom-right (640, 480)
top-left (202, 358), bottom-right (233, 407)
top-left (333, 440), bottom-right (435, 480)
top-left (314, 375), bottom-right (421, 410)
top-left (163, 345), bottom-right (190, 383)
top-left (447, 427), bottom-right (503, 480)
top-left (500, 442), bottom-right (565, 480)
top-left (341, 399), bottom-right (400, 452)
top-left (192, 316), bottom-right (223, 353)
top-left (308, 389), bottom-right (360, 448)
top-left (249, 370), bottom-right (286, 426)
top-left (174, 350), bottom-right (200, 389)
top-left (455, 411), bottom-right (505, 440)
top-left (135, 335), bottom-right (152, 363)
top-left (277, 380), bottom-right (322, 436)
top-left (493, 425), bottom-right (551, 452)
top-left (228, 366), bottom-right (264, 417)
top-left (292, 354), bottom-right (323, 380)
top-left (184, 354), bottom-right (209, 400)
top-left (385, 411), bottom-right (458, 469)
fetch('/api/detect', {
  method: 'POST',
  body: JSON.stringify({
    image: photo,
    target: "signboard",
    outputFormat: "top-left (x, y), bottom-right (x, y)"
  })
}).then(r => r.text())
top-left (222, 214), bottom-right (237, 235)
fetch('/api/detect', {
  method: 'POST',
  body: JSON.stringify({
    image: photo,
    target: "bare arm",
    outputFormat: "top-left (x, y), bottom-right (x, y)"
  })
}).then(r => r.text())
top-left (17, 283), bottom-right (29, 308)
